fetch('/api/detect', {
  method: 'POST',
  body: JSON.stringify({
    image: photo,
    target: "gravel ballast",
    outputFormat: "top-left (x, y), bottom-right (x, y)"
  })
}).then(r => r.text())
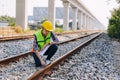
top-left (45, 33), bottom-right (120, 80)
top-left (0, 33), bottom-right (93, 79)
top-left (0, 33), bottom-right (120, 80)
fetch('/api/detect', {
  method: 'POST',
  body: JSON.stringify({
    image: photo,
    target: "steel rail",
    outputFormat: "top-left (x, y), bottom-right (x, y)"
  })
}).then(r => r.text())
top-left (58, 32), bottom-right (98, 44)
top-left (0, 52), bottom-right (33, 65)
top-left (0, 30), bottom-right (94, 41)
top-left (27, 33), bottom-right (102, 80)
top-left (0, 32), bottom-right (97, 65)
top-left (0, 35), bottom-right (33, 41)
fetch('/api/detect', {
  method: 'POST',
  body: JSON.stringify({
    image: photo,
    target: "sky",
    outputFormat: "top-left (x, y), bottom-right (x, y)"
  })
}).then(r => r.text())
top-left (0, 0), bottom-right (119, 27)
top-left (81, 0), bottom-right (119, 27)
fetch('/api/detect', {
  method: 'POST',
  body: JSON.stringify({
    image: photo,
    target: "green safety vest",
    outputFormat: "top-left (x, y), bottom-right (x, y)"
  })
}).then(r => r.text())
top-left (35, 29), bottom-right (51, 50)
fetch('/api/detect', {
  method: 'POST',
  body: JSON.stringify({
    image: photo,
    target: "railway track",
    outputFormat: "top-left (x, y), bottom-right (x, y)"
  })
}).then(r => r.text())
top-left (27, 33), bottom-right (101, 80)
top-left (0, 32), bottom-right (100, 80)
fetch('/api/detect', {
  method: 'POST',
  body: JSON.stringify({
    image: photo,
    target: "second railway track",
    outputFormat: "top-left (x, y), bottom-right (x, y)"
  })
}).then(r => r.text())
top-left (0, 31), bottom-right (89, 41)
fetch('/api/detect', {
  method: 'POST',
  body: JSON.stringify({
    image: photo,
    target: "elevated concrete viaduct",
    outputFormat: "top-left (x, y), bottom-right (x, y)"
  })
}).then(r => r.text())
top-left (16, 0), bottom-right (105, 31)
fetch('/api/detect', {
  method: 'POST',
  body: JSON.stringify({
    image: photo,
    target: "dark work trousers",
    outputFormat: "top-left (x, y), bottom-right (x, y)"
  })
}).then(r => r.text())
top-left (32, 44), bottom-right (58, 67)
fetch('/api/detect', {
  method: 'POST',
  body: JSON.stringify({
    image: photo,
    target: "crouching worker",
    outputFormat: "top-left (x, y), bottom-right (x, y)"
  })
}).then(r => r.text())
top-left (32, 20), bottom-right (59, 67)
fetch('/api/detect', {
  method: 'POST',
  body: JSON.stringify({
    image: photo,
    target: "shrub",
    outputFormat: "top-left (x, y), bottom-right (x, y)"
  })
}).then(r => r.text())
top-left (9, 21), bottom-right (16, 26)
top-left (108, 25), bottom-right (116, 37)
top-left (53, 28), bottom-right (64, 33)
top-left (24, 27), bottom-right (30, 32)
top-left (0, 15), bottom-right (16, 26)
top-left (14, 26), bottom-right (23, 33)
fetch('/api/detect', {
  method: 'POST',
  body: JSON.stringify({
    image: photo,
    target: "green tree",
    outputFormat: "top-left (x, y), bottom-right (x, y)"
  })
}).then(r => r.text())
top-left (0, 15), bottom-right (16, 26)
top-left (107, 0), bottom-right (120, 3)
top-left (116, 0), bottom-right (120, 3)
top-left (107, 7), bottom-right (120, 38)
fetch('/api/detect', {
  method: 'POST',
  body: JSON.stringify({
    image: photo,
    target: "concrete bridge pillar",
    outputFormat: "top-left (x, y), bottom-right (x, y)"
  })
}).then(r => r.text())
top-left (82, 13), bottom-right (85, 30)
top-left (84, 14), bottom-right (87, 30)
top-left (16, 0), bottom-right (28, 30)
top-left (87, 17), bottom-right (90, 30)
top-left (78, 11), bottom-right (82, 30)
top-left (72, 6), bottom-right (78, 30)
top-left (48, 0), bottom-right (56, 30)
top-left (62, 1), bottom-right (70, 30)
top-left (91, 19), bottom-right (94, 30)
top-left (86, 15), bottom-right (88, 30)
top-left (89, 17), bottom-right (92, 30)
top-left (79, 12), bottom-right (84, 30)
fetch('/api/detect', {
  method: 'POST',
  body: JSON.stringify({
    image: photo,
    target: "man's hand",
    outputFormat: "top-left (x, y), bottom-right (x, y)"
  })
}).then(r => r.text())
top-left (35, 50), bottom-right (46, 67)
top-left (41, 60), bottom-right (46, 67)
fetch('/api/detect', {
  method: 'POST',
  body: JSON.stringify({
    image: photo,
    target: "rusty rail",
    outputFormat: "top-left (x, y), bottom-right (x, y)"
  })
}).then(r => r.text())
top-left (0, 35), bottom-right (33, 41)
top-left (0, 52), bottom-right (33, 65)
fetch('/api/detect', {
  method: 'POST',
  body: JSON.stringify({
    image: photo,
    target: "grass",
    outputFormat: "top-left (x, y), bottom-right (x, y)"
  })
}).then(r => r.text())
top-left (0, 26), bottom-right (102, 37)
top-left (0, 26), bottom-right (36, 37)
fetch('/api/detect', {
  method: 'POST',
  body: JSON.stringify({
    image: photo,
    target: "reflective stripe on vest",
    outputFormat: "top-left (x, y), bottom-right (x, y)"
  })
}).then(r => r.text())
top-left (35, 29), bottom-right (51, 50)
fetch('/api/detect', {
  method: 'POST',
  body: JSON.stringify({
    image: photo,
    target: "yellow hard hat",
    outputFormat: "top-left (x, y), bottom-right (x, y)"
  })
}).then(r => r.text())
top-left (41, 20), bottom-right (53, 31)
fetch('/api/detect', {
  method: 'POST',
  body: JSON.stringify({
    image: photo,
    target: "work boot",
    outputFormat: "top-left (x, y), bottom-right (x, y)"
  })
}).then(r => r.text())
top-left (45, 60), bottom-right (51, 65)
